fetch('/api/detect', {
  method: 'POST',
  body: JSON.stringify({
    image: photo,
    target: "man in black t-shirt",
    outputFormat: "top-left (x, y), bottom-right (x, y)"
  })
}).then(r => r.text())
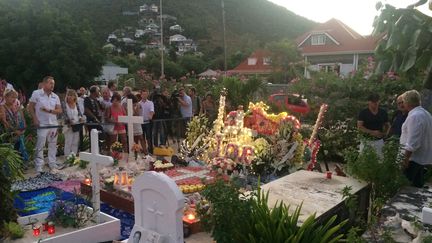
top-left (357, 93), bottom-right (390, 157)
top-left (84, 86), bottom-right (103, 134)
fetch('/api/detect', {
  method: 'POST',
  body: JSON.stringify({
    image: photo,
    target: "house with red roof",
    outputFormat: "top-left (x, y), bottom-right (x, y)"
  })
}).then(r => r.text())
top-left (229, 50), bottom-right (273, 76)
top-left (296, 18), bottom-right (379, 78)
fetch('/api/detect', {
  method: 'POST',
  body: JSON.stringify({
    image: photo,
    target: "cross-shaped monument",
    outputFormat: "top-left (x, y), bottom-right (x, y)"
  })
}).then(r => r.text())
top-left (80, 129), bottom-right (114, 223)
top-left (118, 98), bottom-right (144, 156)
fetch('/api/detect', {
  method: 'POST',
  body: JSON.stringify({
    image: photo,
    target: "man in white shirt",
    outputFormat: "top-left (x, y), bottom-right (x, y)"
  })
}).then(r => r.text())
top-left (28, 76), bottom-right (62, 173)
top-left (140, 88), bottom-right (154, 154)
top-left (400, 90), bottom-right (432, 187)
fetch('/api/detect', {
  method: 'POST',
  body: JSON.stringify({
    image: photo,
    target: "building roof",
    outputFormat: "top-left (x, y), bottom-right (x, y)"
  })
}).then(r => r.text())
top-left (230, 50), bottom-right (273, 74)
top-left (296, 18), bottom-right (379, 55)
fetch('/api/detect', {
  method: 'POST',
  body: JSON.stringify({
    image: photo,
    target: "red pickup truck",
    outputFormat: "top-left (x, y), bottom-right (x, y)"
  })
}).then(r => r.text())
top-left (268, 93), bottom-right (310, 114)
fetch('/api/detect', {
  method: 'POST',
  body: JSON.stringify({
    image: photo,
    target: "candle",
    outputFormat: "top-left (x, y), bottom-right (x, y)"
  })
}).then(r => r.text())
top-left (47, 222), bottom-right (55, 234)
top-left (84, 178), bottom-right (92, 185)
top-left (187, 213), bottom-right (195, 221)
top-left (33, 224), bottom-right (41, 236)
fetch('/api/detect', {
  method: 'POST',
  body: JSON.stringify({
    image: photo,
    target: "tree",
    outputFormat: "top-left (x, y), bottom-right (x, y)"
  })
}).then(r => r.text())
top-left (178, 54), bottom-right (207, 74)
top-left (266, 40), bottom-right (302, 83)
top-left (0, 2), bottom-right (104, 94)
top-left (373, 0), bottom-right (432, 110)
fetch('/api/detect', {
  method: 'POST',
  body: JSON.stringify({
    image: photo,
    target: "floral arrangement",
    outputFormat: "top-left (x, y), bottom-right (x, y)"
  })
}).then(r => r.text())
top-left (64, 152), bottom-right (89, 169)
top-left (131, 143), bottom-right (142, 160)
top-left (111, 142), bottom-right (123, 164)
top-left (179, 184), bottom-right (205, 194)
top-left (180, 114), bottom-right (211, 161)
top-left (111, 142), bottom-right (123, 153)
top-left (46, 200), bottom-right (95, 228)
top-left (153, 160), bottom-right (174, 171)
top-left (210, 157), bottom-right (237, 174)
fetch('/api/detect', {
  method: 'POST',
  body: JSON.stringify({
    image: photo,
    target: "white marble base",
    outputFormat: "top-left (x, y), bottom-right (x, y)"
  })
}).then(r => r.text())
top-left (16, 207), bottom-right (120, 243)
top-left (261, 170), bottom-right (367, 223)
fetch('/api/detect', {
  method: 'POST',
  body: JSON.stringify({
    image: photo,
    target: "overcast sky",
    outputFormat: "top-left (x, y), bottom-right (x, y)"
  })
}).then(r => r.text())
top-left (268, 0), bottom-right (431, 35)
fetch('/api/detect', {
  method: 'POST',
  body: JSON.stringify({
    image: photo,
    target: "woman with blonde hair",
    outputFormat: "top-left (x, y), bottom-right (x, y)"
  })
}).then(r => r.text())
top-left (0, 89), bottom-right (28, 163)
top-left (62, 89), bottom-right (85, 156)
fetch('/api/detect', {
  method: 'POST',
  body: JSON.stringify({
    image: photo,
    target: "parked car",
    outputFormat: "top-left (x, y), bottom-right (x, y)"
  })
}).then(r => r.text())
top-left (268, 93), bottom-right (310, 114)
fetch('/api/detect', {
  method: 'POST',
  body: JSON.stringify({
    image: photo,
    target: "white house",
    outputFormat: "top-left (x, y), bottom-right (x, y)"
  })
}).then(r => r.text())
top-left (107, 34), bottom-right (117, 42)
top-left (121, 38), bottom-right (136, 45)
top-left (295, 19), bottom-right (379, 78)
top-left (169, 34), bottom-right (187, 44)
top-left (146, 23), bottom-right (159, 31)
top-left (150, 4), bottom-right (158, 13)
top-left (139, 4), bottom-right (148, 12)
top-left (135, 29), bottom-right (145, 38)
top-left (97, 62), bottom-right (128, 85)
top-left (169, 24), bottom-right (182, 32)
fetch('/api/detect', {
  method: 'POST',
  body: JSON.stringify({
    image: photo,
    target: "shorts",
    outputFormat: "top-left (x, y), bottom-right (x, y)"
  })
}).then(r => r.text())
top-left (111, 129), bottom-right (126, 135)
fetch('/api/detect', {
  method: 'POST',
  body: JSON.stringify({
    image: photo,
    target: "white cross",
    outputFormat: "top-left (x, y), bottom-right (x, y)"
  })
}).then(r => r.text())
top-left (171, 168), bottom-right (213, 181)
top-left (80, 129), bottom-right (114, 223)
top-left (118, 99), bottom-right (144, 156)
top-left (147, 201), bottom-right (164, 231)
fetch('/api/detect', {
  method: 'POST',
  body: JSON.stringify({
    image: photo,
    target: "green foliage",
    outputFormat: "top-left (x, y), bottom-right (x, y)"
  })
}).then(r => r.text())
top-left (290, 71), bottom-right (422, 162)
top-left (373, 2), bottom-right (432, 88)
top-left (266, 39), bottom-right (302, 83)
top-left (223, 77), bottom-right (264, 109)
top-left (345, 138), bottom-right (408, 206)
top-left (198, 179), bottom-right (347, 243)
top-left (238, 189), bottom-right (346, 243)
top-left (197, 179), bottom-right (252, 243)
top-left (47, 199), bottom-right (95, 228)
top-left (0, 1), bottom-right (104, 93)
top-left (0, 138), bottom-right (24, 229)
top-left (178, 55), bottom-right (207, 74)
top-left (2, 222), bottom-right (25, 239)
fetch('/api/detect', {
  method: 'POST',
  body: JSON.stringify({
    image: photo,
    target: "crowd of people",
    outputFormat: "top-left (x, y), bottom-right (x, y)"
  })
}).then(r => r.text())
top-left (357, 90), bottom-right (432, 188)
top-left (0, 76), bottom-right (217, 173)
top-left (1, 75), bottom-right (431, 188)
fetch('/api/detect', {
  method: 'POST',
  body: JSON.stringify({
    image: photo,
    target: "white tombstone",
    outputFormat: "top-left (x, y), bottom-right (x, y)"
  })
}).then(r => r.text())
top-left (131, 171), bottom-right (185, 243)
top-left (80, 129), bottom-right (114, 223)
top-left (118, 99), bottom-right (144, 156)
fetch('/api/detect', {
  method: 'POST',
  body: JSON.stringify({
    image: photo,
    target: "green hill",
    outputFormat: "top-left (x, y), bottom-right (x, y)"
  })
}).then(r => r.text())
top-left (3, 0), bottom-right (314, 55)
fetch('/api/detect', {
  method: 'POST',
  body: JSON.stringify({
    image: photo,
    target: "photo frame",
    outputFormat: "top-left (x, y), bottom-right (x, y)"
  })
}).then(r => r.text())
top-left (128, 224), bottom-right (162, 243)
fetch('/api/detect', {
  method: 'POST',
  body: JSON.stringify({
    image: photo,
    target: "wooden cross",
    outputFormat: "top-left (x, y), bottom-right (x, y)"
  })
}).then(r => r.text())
top-left (80, 129), bottom-right (114, 223)
top-left (147, 201), bottom-right (164, 231)
top-left (118, 99), bottom-right (144, 156)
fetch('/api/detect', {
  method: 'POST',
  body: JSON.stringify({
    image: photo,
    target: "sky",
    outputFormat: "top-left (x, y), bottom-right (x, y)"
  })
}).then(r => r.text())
top-left (268, 0), bottom-right (431, 35)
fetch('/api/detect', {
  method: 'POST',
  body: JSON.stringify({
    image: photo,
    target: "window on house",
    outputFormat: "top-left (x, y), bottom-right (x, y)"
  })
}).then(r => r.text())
top-left (263, 57), bottom-right (271, 65)
top-left (248, 58), bottom-right (257, 65)
top-left (311, 35), bottom-right (326, 45)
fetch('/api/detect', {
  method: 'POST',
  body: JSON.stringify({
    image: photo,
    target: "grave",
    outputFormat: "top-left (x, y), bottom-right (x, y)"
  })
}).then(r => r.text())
top-left (127, 171), bottom-right (185, 243)
top-left (14, 129), bottom-right (121, 243)
top-left (261, 170), bottom-right (370, 224)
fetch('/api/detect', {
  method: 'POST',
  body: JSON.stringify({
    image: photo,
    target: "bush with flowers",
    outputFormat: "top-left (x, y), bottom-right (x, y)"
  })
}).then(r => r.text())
top-left (46, 200), bottom-right (95, 228)
top-left (64, 152), bottom-right (89, 169)
top-left (210, 157), bottom-right (238, 174)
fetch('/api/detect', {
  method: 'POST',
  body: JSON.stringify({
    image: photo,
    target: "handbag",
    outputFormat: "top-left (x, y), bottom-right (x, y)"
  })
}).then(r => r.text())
top-left (71, 124), bottom-right (82, 132)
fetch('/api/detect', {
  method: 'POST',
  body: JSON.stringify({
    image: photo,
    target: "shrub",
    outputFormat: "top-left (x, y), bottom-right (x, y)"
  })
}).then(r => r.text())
top-left (198, 179), bottom-right (347, 243)
top-left (3, 222), bottom-right (24, 239)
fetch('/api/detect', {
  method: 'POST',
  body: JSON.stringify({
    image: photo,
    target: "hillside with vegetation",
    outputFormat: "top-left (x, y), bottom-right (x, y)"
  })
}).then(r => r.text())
top-left (3, 0), bottom-right (314, 59)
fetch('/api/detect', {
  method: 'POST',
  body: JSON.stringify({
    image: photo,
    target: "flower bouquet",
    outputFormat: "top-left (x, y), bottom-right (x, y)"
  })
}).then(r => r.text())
top-left (110, 142), bottom-right (123, 164)
top-left (210, 157), bottom-right (237, 175)
top-left (46, 200), bottom-right (95, 228)
top-left (153, 159), bottom-right (174, 172)
top-left (65, 152), bottom-right (89, 169)
top-left (131, 143), bottom-right (142, 160)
